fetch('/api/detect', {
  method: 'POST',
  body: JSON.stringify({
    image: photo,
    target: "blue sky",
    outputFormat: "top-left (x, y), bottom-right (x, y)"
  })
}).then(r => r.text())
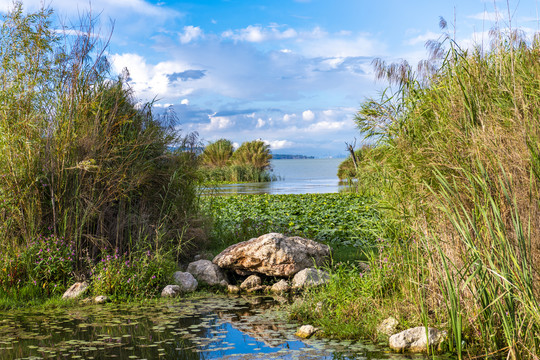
top-left (1, 0), bottom-right (537, 156)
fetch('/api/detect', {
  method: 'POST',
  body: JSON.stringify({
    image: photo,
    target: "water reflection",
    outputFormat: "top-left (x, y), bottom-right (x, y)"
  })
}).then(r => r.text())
top-left (0, 295), bottom-right (431, 360)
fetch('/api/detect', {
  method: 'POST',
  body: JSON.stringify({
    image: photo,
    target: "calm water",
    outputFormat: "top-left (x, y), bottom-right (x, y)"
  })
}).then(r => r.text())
top-left (0, 295), bottom-right (431, 360)
top-left (205, 158), bottom-right (349, 195)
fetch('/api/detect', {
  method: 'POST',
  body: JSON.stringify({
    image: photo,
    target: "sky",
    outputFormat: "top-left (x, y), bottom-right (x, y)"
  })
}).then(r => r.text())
top-left (1, 0), bottom-right (538, 157)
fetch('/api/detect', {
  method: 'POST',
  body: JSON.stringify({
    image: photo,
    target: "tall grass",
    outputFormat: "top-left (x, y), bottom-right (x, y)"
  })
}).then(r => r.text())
top-left (0, 2), bottom-right (201, 294)
top-left (353, 24), bottom-right (540, 357)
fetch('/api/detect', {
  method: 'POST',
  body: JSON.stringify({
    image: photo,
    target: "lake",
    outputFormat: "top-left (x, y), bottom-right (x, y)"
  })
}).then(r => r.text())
top-left (204, 158), bottom-right (349, 195)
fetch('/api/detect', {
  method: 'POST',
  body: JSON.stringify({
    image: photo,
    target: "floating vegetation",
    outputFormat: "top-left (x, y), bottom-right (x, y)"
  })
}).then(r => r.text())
top-left (0, 295), bottom-right (443, 359)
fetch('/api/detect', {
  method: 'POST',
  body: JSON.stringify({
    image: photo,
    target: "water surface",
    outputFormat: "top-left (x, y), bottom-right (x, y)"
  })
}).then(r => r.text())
top-left (206, 158), bottom-right (348, 195)
top-left (0, 295), bottom-right (434, 360)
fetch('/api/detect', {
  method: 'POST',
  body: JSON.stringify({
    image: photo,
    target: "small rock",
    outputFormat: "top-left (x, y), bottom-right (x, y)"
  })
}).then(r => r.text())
top-left (295, 325), bottom-right (318, 339)
top-left (186, 260), bottom-right (229, 286)
top-left (246, 285), bottom-right (267, 293)
top-left (227, 285), bottom-right (241, 294)
top-left (271, 279), bottom-right (290, 293)
top-left (94, 295), bottom-right (110, 304)
top-left (173, 271), bottom-right (198, 292)
top-left (292, 268), bottom-right (330, 289)
top-left (377, 317), bottom-right (399, 336)
top-left (240, 275), bottom-right (262, 290)
top-left (161, 285), bottom-right (182, 298)
top-left (389, 326), bottom-right (447, 353)
top-left (62, 282), bottom-right (89, 299)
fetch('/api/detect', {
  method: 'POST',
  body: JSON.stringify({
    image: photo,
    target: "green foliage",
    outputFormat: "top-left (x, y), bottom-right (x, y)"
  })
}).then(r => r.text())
top-left (200, 139), bottom-right (234, 167)
top-left (0, 234), bottom-right (75, 298)
top-left (0, 2), bottom-right (200, 282)
top-left (202, 193), bottom-right (387, 252)
top-left (199, 164), bottom-right (275, 183)
top-left (91, 249), bottom-right (175, 299)
top-left (230, 140), bottom-right (272, 171)
top-left (352, 28), bottom-right (540, 357)
top-left (199, 139), bottom-right (273, 183)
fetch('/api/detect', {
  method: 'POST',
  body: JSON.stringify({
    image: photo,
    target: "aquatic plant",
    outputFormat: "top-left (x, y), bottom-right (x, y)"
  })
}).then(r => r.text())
top-left (202, 193), bottom-right (388, 256)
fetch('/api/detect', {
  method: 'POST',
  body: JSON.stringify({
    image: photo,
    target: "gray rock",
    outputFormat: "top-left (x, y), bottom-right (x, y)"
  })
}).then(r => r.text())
top-left (213, 233), bottom-right (330, 277)
top-left (377, 317), bottom-right (399, 336)
top-left (186, 260), bottom-right (229, 286)
top-left (173, 271), bottom-right (198, 292)
top-left (161, 285), bottom-right (182, 298)
top-left (240, 275), bottom-right (262, 290)
top-left (389, 326), bottom-right (447, 353)
top-left (62, 282), bottom-right (89, 299)
top-left (295, 325), bottom-right (318, 338)
top-left (270, 279), bottom-right (290, 293)
top-left (94, 295), bottom-right (110, 304)
top-left (292, 268), bottom-right (330, 289)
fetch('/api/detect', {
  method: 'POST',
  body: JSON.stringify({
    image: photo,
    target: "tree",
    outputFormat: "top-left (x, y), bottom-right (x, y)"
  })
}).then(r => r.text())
top-left (231, 140), bottom-right (272, 171)
top-left (200, 139), bottom-right (234, 167)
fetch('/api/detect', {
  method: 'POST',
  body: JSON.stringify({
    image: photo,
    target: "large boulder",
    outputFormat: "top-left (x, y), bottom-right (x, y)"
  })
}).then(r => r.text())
top-left (389, 326), bottom-right (447, 353)
top-left (292, 268), bottom-right (330, 289)
top-left (186, 260), bottom-right (228, 286)
top-left (62, 282), bottom-right (89, 299)
top-left (213, 233), bottom-right (330, 277)
top-left (173, 271), bottom-right (198, 292)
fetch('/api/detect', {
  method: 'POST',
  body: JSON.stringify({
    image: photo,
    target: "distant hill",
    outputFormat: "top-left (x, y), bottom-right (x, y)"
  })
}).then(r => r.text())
top-left (272, 154), bottom-right (315, 159)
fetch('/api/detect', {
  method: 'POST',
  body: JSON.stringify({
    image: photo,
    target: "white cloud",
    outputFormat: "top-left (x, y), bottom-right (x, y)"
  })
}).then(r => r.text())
top-left (180, 99), bottom-right (189, 105)
top-left (307, 120), bottom-right (348, 132)
top-left (110, 53), bottom-right (194, 99)
top-left (256, 118), bottom-right (266, 128)
top-left (302, 110), bottom-right (315, 121)
top-left (222, 25), bottom-right (297, 42)
top-left (204, 115), bottom-right (234, 131)
top-left (180, 26), bottom-right (203, 44)
top-left (264, 139), bottom-right (294, 149)
top-left (283, 113), bottom-right (296, 122)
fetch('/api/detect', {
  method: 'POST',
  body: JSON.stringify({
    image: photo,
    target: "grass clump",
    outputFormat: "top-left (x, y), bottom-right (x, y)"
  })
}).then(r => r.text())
top-left (0, 3), bottom-right (201, 302)
top-left (323, 25), bottom-right (540, 358)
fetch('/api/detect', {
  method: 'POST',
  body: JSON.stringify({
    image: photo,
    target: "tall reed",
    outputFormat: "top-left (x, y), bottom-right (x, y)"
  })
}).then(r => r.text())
top-left (355, 24), bottom-right (540, 357)
top-left (0, 3), bottom-right (201, 281)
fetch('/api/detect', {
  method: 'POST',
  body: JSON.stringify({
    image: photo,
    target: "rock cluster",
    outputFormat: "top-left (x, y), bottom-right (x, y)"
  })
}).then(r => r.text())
top-left (181, 233), bottom-right (332, 296)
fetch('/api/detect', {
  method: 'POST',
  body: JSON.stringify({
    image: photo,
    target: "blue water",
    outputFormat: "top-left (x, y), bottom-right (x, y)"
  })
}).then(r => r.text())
top-left (206, 158), bottom-right (348, 195)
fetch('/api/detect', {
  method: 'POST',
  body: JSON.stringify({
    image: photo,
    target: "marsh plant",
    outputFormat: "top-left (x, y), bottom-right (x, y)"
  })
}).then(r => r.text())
top-left (313, 23), bottom-right (540, 358)
top-left (0, 3), bottom-right (200, 300)
top-left (199, 139), bottom-right (274, 183)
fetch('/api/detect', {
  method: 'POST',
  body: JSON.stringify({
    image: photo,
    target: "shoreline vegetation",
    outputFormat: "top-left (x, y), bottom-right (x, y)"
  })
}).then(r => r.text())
top-left (198, 138), bottom-right (276, 183)
top-left (1, 3), bottom-right (540, 359)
